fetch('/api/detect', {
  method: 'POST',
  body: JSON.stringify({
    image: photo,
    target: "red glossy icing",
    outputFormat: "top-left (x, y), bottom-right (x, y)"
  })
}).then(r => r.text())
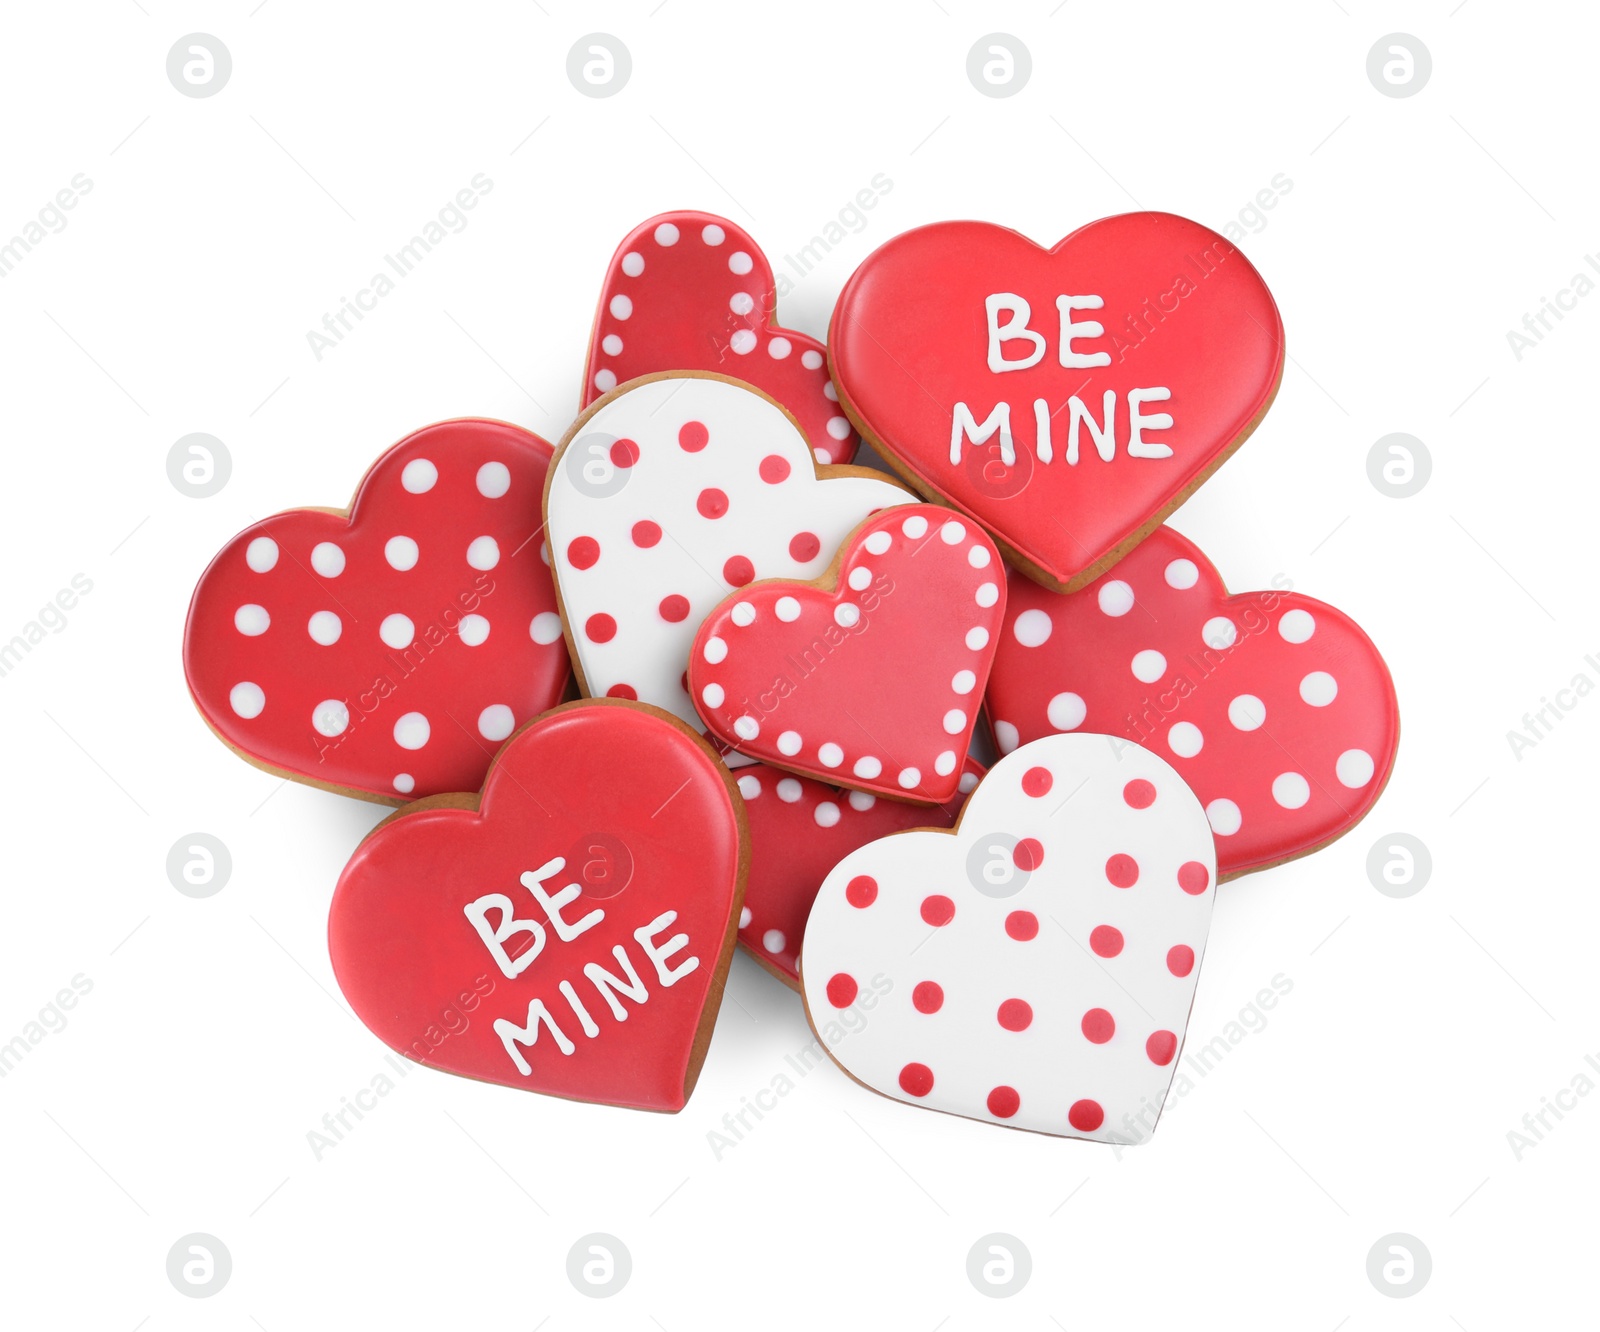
top-left (829, 214), bottom-right (1284, 590)
top-left (689, 504), bottom-right (1005, 804)
top-left (986, 525), bottom-right (1399, 877)
top-left (328, 701), bottom-right (744, 1112)
top-left (183, 419), bottom-right (570, 803)
top-left (583, 211), bottom-right (858, 463)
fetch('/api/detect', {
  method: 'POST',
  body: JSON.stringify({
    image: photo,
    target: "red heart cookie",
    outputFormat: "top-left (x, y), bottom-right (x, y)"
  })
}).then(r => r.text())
top-left (830, 214), bottom-right (1284, 591)
top-left (183, 419), bottom-right (570, 803)
top-left (733, 760), bottom-right (982, 988)
top-left (584, 211), bottom-right (859, 464)
top-left (328, 700), bottom-right (745, 1112)
top-left (986, 525), bottom-right (1399, 878)
top-left (688, 504), bottom-right (1005, 804)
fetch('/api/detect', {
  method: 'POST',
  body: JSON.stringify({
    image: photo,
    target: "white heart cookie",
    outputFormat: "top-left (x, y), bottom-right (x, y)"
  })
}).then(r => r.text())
top-left (800, 734), bottom-right (1215, 1143)
top-left (546, 374), bottom-right (912, 729)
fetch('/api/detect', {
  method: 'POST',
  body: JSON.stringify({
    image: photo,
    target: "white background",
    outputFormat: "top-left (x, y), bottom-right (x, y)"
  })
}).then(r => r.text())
top-left (0, 1), bottom-right (1592, 1326)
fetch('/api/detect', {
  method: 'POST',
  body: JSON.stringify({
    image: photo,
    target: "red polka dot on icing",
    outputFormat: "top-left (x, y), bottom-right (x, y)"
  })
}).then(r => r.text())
top-left (1005, 910), bottom-right (1038, 941)
top-left (658, 594), bottom-right (690, 623)
top-left (1022, 766), bottom-right (1053, 797)
top-left (723, 555), bottom-right (754, 586)
top-left (1146, 1030), bottom-right (1178, 1065)
top-left (826, 973), bottom-right (858, 1008)
top-left (585, 613), bottom-right (617, 643)
top-left (920, 895), bottom-right (955, 926)
top-left (987, 1086), bottom-right (1020, 1119)
top-left (1167, 944), bottom-right (1195, 977)
top-left (630, 520), bottom-right (661, 548)
top-left (997, 998), bottom-right (1033, 1031)
top-left (605, 684), bottom-right (637, 700)
top-left (1089, 925), bottom-right (1124, 957)
top-left (846, 875), bottom-right (878, 907)
top-left (912, 981), bottom-right (944, 1013)
top-left (609, 438), bottom-right (639, 468)
top-left (899, 1062), bottom-right (934, 1097)
top-left (1013, 838), bottom-right (1044, 871)
top-left (1178, 861), bottom-right (1211, 895)
top-left (1106, 853), bottom-right (1139, 888)
top-left (789, 531), bottom-right (820, 561)
top-left (1069, 1099), bottom-right (1105, 1132)
top-left (1081, 1008), bottom-right (1115, 1043)
top-left (758, 454), bottom-right (790, 484)
top-left (678, 420), bottom-right (710, 452)
top-left (696, 487), bottom-right (729, 519)
top-left (568, 536), bottom-right (600, 570)
top-left (1123, 779), bottom-right (1156, 809)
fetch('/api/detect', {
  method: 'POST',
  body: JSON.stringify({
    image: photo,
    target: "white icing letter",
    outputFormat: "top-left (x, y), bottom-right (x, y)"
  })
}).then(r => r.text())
top-left (519, 856), bottom-right (604, 942)
top-left (1055, 295), bottom-right (1111, 368)
top-left (950, 401), bottom-right (1014, 466)
top-left (1033, 398), bottom-right (1053, 465)
top-left (984, 293), bottom-right (1046, 373)
top-left (558, 979), bottom-right (600, 1038)
top-left (494, 999), bottom-right (574, 1074)
top-left (584, 945), bottom-right (651, 1020)
top-left (1128, 387), bottom-right (1174, 457)
top-left (463, 893), bottom-right (545, 979)
top-left (1066, 390), bottom-right (1117, 464)
top-left (634, 911), bottom-right (700, 987)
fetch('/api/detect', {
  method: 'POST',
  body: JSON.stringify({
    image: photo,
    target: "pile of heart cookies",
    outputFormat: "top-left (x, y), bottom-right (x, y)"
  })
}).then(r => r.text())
top-left (183, 210), bottom-right (1398, 1143)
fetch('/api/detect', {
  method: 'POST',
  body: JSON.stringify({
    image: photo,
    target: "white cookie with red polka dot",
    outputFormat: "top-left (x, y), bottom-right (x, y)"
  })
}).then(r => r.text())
top-left (800, 733), bottom-right (1215, 1143)
top-left (545, 373), bottom-right (913, 731)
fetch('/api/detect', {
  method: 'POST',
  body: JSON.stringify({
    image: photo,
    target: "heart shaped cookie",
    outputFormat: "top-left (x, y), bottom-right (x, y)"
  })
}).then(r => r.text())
top-left (830, 214), bottom-right (1284, 591)
top-left (584, 211), bottom-right (858, 464)
top-left (183, 419), bottom-right (570, 803)
top-left (733, 760), bottom-right (982, 988)
top-left (328, 700), bottom-right (746, 1112)
top-left (545, 373), bottom-right (912, 731)
top-left (688, 504), bottom-right (1004, 803)
top-left (986, 525), bottom-right (1399, 878)
top-left (801, 734), bottom-right (1214, 1142)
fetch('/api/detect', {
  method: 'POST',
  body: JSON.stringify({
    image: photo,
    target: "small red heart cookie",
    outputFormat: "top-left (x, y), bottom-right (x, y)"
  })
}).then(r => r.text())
top-left (328, 700), bottom-right (745, 1112)
top-left (184, 419), bottom-right (570, 803)
top-left (801, 733), bottom-right (1215, 1142)
top-left (584, 211), bottom-right (859, 464)
top-left (688, 504), bottom-right (1005, 804)
top-left (733, 760), bottom-right (982, 988)
top-left (830, 214), bottom-right (1284, 591)
top-left (987, 525), bottom-right (1399, 878)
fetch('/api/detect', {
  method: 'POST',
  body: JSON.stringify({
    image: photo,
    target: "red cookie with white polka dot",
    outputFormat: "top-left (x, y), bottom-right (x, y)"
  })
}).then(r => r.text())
top-left (733, 759), bottom-right (982, 987)
top-left (583, 210), bottom-right (858, 464)
top-left (689, 504), bottom-right (1005, 804)
top-left (987, 525), bottom-right (1399, 877)
top-left (184, 419), bottom-right (570, 803)
top-left (800, 733), bottom-right (1214, 1142)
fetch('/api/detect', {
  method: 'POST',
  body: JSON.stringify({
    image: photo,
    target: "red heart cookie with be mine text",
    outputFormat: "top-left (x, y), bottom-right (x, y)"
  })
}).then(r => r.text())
top-left (328, 700), bottom-right (746, 1112)
top-left (829, 213), bottom-right (1284, 591)
top-left (184, 419), bottom-right (570, 803)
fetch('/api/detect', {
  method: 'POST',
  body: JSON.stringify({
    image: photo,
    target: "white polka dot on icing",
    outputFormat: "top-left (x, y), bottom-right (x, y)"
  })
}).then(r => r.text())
top-left (959, 770), bottom-right (979, 794)
top-left (701, 223), bottom-right (725, 245)
top-left (655, 222), bottom-right (680, 246)
top-left (394, 773), bottom-right (414, 795)
top-left (865, 531), bottom-right (892, 555)
top-left (739, 906), bottom-right (753, 928)
top-left (704, 636), bottom-right (728, 664)
top-left (600, 334), bottom-right (623, 357)
top-left (235, 604), bottom-right (270, 636)
top-left (940, 520), bottom-right (966, 545)
top-left (385, 536), bottom-right (419, 571)
top-left (848, 790), bottom-right (875, 810)
top-left (952, 669), bottom-right (976, 694)
top-left (802, 350), bottom-right (823, 370)
top-left (966, 626), bottom-right (990, 650)
top-left (762, 928), bottom-right (785, 953)
top-left (734, 715), bottom-right (760, 741)
top-left (813, 448), bottom-right (829, 464)
top-left (902, 514), bottom-right (929, 539)
top-left (1098, 580), bottom-right (1134, 616)
top-left (1201, 616), bottom-right (1237, 649)
top-left (401, 458), bottom-right (437, 493)
top-left (466, 536), bottom-right (499, 570)
top-left (1300, 671), bottom-right (1338, 706)
top-left (1048, 691), bottom-right (1086, 731)
top-left (1164, 558), bottom-right (1199, 589)
top-left (1337, 749), bottom-right (1375, 787)
top-left (934, 750), bottom-right (957, 776)
top-left (530, 612), bottom-right (563, 645)
top-left (823, 382), bottom-right (838, 401)
top-left (777, 778), bottom-right (802, 803)
top-left (1207, 798), bottom-right (1242, 835)
top-left (853, 756), bottom-right (882, 779)
top-left (778, 730), bottom-right (802, 756)
top-left (815, 802), bottom-right (840, 828)
top-left (312, 699), bottom-right (349, 737)
top-left (1229, 694), bottom-right (1267, 730)
top-left (729, 250), bottom-right (753, 275)
top-left (1279, 609), bottom-right (1316, 643)
top-left (702, 683), bottom-right (725, 709)
top-left (975, 581), bottom-right (999, 608)
top-left (478, 704), bottom-right (514, 741)
top-left (621, 252), bottom-right (644, 277)
top-left (230, 682), bottom-right (265, 718)
top-left (768, 337), bottom-right (792, 360)
top-left (731, 602), bottom-right (757, 628)
top-left (1168, 721), bottom-right (1203, 758)
top-left (609, 293), bottom-right (633, 319)
top-left (394, 712), bottom-right (430, 750)
top-left (1131, 649), bottom-right (1167, 683)
top-left (594, 369), bottom-right (617, 393)
top-left (730, 292), bottom-right (755, 315)
top-left (834, 604), bottom-right (860, 628)
top-left (307, 610), bottom-right (341, 645)
top-left (968, 545), bottom-right (991, 569)
top-left (942, 708), bottom-right (966, 734)
top-left (246, 537), bottom-right (279, 572)
top-left (737, 774), bottom-right (761, 799)
top-left (818, 742), bottom-right (844, 768)
top-left (826, 417), bottom-right (851, 440)
top-left (730, 329), bottom-right (757, 355)
top-left (848, 567), bottom-right (872, 592)
top-left (311, 541), bottom-right (345, 577)
top-left (1273, 772), bottom-right (1311, 808)
top-left (458, 614), bottom-right (490, 646)
top-left (476, 462), bottom-right (511, 498)
top-left (1012, 609), bottom-right (1053, 647)
top-left (775, 596), bottom-right (801, 622)
top-left (380, 614), bottom-right (415, 649)
top-left (994, 720), bottom-right (1020, 753)
top-left (897, 767), bottom-right (921, 789)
